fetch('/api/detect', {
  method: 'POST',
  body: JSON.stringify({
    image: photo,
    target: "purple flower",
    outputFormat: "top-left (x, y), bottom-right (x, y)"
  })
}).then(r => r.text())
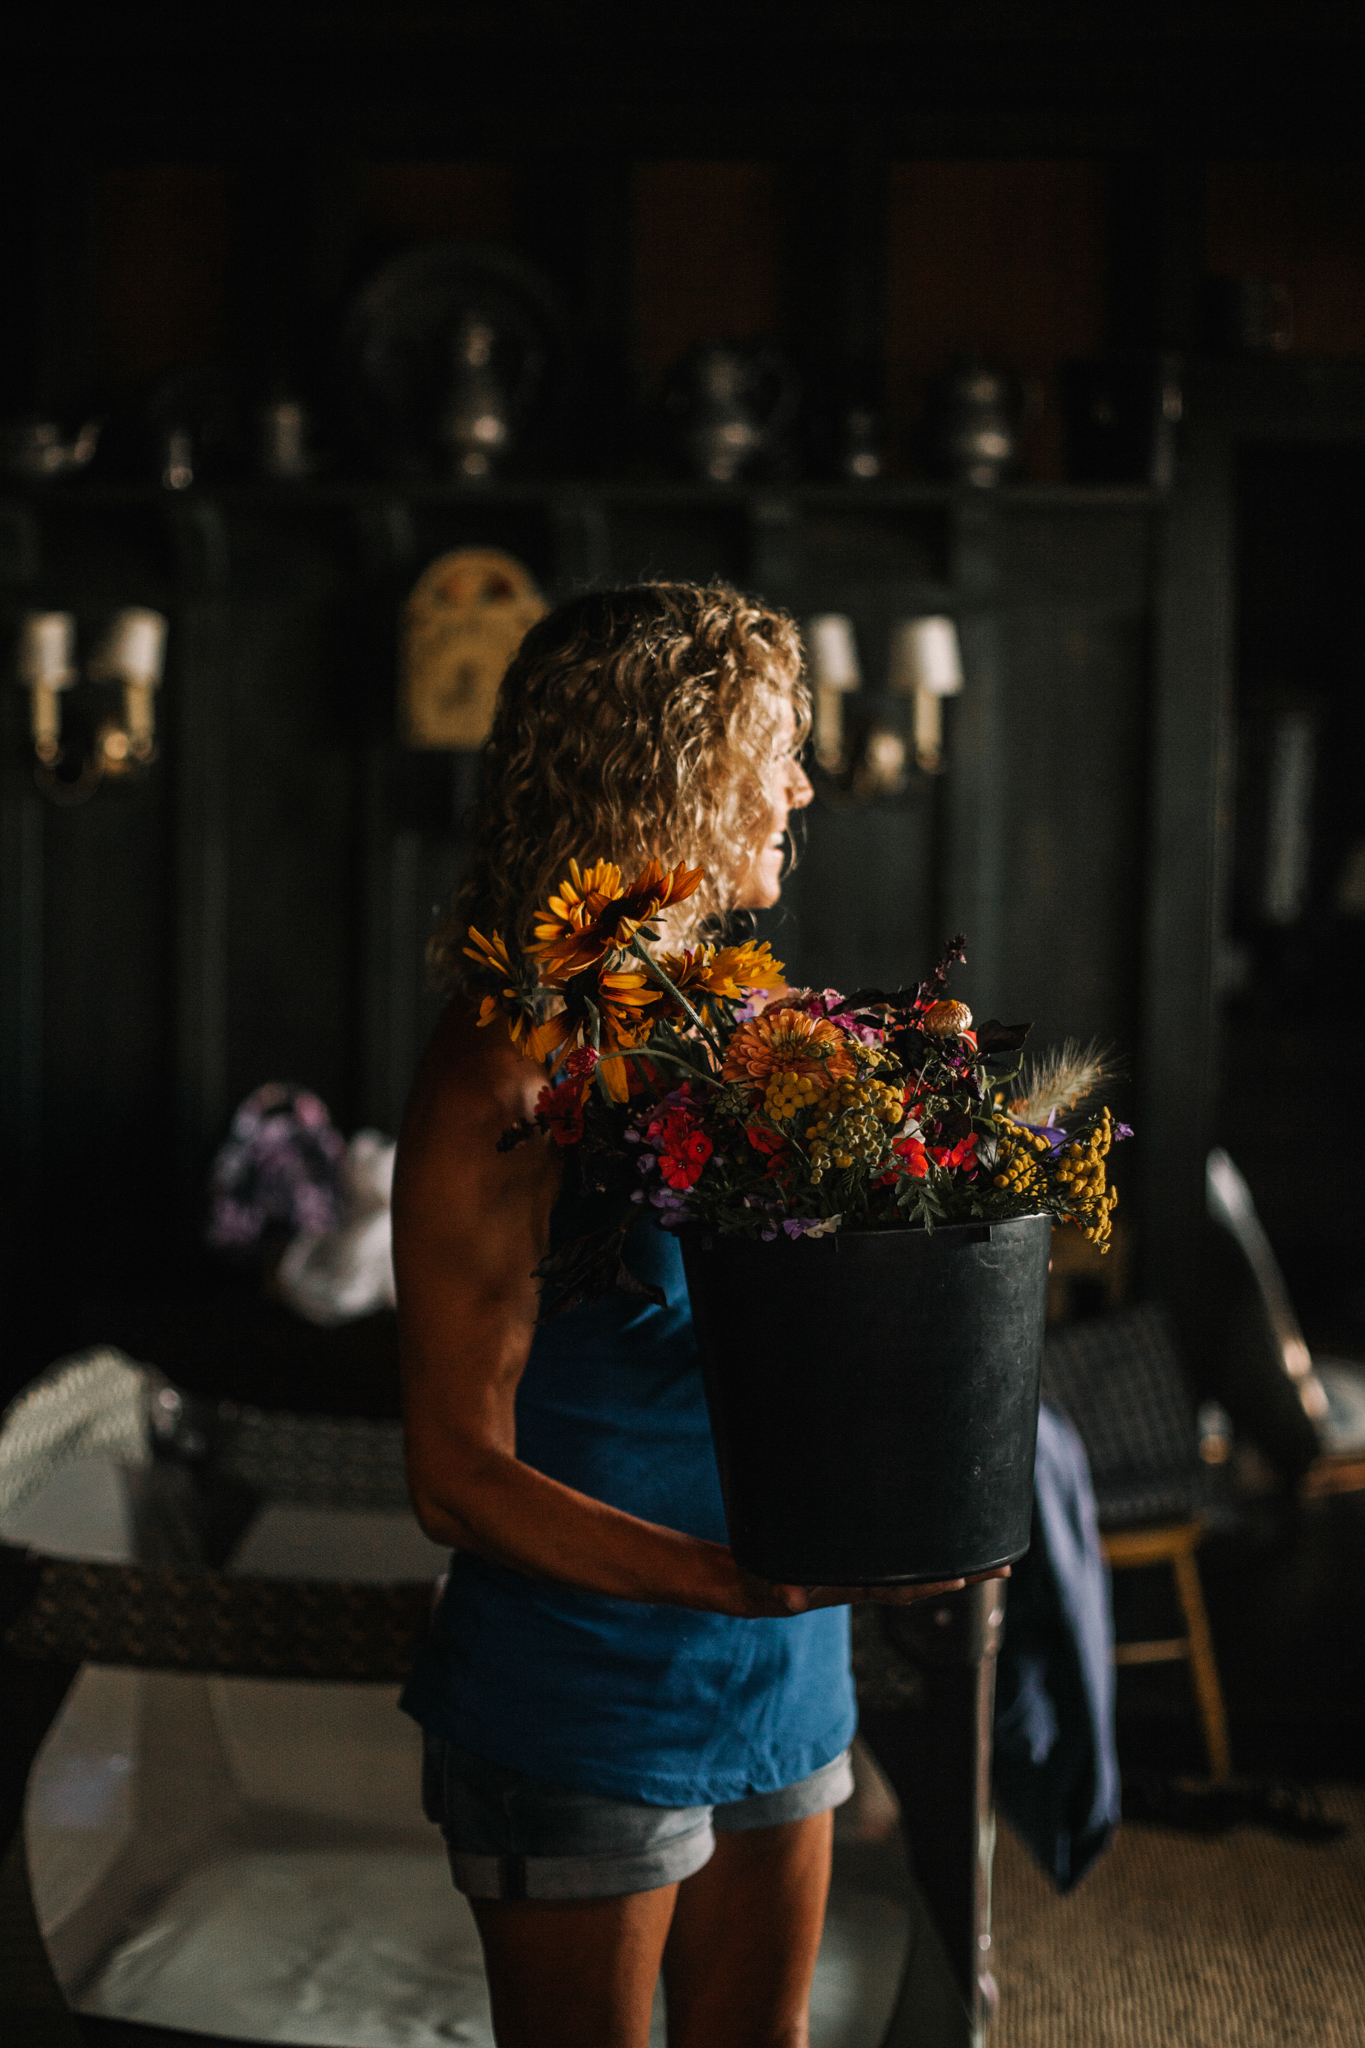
top-left (780, 1215), bottom-right (843, 1240)
top-left (1114, 1122), bottom-right (1134, 1142)
top-left (648, 1185), bottom-right (694, 1224)
top-left (789, 988), bottom-right (884, 1046)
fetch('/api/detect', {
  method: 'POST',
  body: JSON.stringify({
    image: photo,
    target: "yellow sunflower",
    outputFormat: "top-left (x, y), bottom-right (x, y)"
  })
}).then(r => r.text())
top-left (463, 926), bottom-right (539, 1053)
top-left (659, 939), bottom-right (786, 1004)
top-left (526, 966), bottom-right (662, 1094)
top-left (530, 857), bottom-right (705, 987)
top-left (721, 1006), bottom-right (857, 1092)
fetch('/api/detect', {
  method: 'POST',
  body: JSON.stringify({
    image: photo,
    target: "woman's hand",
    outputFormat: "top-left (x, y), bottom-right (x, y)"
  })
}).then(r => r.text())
top-left (731, 1565), bottom-right (1011, 1618)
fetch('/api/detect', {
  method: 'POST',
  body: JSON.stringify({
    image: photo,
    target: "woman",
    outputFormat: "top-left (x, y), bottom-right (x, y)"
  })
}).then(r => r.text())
top-left (395, 582), bottom-right (997, 2048)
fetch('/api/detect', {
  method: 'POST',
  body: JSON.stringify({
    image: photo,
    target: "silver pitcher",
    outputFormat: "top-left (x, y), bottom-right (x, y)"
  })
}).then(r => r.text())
top-left (666, 342), bottom-right (799, 486)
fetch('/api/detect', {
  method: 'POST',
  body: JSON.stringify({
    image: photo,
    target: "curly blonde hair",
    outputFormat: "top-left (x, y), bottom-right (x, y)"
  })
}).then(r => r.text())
top-left (429, 581), bottom-right (808, 992)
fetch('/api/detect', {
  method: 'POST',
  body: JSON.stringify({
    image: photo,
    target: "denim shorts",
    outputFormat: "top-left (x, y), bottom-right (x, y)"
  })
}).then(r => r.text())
top-left (421, 1736), bottom-right (854, 1901)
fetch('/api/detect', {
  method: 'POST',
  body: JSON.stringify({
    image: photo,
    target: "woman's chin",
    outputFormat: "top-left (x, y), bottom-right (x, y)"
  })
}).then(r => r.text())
top-left (735, 865), bottom-right (783, 912)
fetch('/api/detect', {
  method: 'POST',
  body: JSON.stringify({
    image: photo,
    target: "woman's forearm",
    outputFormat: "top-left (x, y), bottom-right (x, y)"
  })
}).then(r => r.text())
top-left (409, 1437), bottom-right (755, 1615)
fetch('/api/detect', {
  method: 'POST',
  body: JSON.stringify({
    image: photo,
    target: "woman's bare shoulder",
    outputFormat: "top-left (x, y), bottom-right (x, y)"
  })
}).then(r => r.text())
top-left (395, 1001), bottom-right (554, 1222)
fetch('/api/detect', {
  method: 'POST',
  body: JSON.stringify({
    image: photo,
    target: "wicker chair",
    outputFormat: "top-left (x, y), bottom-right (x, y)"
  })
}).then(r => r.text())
top-left (1, 1350), bottom-right (438, 2048)
top-left (1042, 1304), bottom-right (1232, 1782)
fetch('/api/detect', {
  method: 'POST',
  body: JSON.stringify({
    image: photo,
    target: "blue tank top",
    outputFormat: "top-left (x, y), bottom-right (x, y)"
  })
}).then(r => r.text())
top-left (400, 1199), bottom-right (855, 1806)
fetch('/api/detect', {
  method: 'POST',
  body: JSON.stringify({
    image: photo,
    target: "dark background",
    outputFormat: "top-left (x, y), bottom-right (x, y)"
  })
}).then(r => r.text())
top-left (3, 6), bottom-right (1365, 1425)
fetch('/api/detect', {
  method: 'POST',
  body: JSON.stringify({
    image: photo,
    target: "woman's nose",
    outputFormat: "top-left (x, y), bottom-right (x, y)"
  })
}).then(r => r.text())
top-left (787, 758), bottom-right (815, 810)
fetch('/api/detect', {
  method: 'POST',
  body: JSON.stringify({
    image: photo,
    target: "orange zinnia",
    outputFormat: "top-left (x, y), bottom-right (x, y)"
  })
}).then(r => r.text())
top-left (722, 1006), bottom-right (856, 1092)
top-left (530, 857), bottom-right (705, 986)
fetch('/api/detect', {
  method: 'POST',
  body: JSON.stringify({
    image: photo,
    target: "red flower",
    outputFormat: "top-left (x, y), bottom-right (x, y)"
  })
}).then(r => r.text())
top-left (536, 1077), bottom-right (586, 1146)
top-left (660, 1129), bottom-right (713, 1189)
top-left (894, 1135), bottom-right (929, 1179)
top-left (746, 1123), bottom-right (787, 1156)
top-left (929, 1135), bottom-right (978, 1174)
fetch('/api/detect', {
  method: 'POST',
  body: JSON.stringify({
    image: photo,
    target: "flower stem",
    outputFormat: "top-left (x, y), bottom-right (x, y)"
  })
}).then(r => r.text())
top-left (600, 1045), bottom-right (716, 1088)
top-left (627, 940), bottom-right (724, 1057)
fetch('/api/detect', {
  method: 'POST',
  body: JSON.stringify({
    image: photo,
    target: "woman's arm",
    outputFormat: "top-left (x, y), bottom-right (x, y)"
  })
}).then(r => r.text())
top-left (395, 1003), bottom-right (990, 1619)
top-left (395, 1002), bottom-right (756, 1614)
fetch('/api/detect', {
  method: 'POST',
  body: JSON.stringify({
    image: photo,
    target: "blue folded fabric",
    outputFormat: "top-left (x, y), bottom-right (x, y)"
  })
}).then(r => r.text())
top-left (992, 1399), bottom-right (1121, 1890)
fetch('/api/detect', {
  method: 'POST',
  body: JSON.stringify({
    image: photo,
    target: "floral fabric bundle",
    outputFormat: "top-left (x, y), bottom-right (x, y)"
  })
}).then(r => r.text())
top-left (206, 1082), bottom-right (346, 1256)
top-left (466, 860), bottom-right (1129, 1308)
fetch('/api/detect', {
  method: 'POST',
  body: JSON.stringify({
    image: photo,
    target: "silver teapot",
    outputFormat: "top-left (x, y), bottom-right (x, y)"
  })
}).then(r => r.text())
top-left (931, 355), bottom-right (1020, 489)
top-left (666, 342), bottom-right (799, 485)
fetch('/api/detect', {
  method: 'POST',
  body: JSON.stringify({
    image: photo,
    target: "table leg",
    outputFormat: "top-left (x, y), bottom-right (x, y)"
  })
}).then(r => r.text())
top-left (859, 1577), bottom-right (1006, 2047)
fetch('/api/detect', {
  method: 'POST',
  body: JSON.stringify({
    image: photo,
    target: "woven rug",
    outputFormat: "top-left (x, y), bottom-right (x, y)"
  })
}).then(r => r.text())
top-left (992, 1784), bottom-right (1365, 2047)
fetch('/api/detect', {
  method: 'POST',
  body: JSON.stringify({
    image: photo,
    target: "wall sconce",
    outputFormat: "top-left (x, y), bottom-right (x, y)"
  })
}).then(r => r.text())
top-left (89, 608), bottom-right (169, 774)
top-left (888, 615), bottom-right (964, 774)
top-left (17, 612), bottom-right (77, 766)
top-left (806, 613), bottom-right (861, 775)
top-left (16, 606), bottom-right (168, 805)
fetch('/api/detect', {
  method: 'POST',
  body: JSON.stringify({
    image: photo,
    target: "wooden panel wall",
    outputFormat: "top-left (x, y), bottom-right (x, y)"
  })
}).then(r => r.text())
top-left (1206, 163), bottom-right (1365, 360)
top-left (93, 168), bottom-right (233, 398)
top-left (632, 163), bottom-right (785, 383)
top-left (885, 161), bottom-right (1109, 479)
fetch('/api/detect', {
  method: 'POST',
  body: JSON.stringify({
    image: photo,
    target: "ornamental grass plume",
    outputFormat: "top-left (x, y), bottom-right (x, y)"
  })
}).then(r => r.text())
top-left (1010, 1039), bottom-right (1114, 1125)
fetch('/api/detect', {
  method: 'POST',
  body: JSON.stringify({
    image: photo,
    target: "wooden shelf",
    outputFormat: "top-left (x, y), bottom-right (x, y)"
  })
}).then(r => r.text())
top-left (0, 478), bottom-right (1168, 515)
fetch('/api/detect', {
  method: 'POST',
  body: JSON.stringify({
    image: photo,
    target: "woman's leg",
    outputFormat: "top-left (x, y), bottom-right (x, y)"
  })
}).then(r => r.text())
top-left (471, 1885), bottom-right (678, 2048)
top-left (661, 1810), bottom-right (834, 2048)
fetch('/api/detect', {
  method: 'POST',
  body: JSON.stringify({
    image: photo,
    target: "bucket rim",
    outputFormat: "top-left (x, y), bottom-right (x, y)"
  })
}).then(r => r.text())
top-left (675, 1210), bottom-right (1053, 1250)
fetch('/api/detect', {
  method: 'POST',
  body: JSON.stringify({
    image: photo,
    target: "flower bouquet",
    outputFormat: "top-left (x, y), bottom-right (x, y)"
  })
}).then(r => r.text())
top-left (468, 858), bottom-right (1130, 1583)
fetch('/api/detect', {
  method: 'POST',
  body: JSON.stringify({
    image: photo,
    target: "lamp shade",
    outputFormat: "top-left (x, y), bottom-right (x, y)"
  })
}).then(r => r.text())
top-left (806, 613), bottom-right (861, 692)
top-left (889, 616), bottom-right (964, 699)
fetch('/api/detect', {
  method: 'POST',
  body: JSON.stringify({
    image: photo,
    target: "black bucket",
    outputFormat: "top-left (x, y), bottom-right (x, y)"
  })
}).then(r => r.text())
top-left (680, 1214), bottom-right (1051, 1585)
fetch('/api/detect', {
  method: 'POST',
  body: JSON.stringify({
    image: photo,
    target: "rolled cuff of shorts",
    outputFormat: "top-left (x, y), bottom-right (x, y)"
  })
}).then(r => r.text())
top-left (448, 1820), bottom-right (716, 1902)
top-left (712, 1749), bottom-right (855, 1833)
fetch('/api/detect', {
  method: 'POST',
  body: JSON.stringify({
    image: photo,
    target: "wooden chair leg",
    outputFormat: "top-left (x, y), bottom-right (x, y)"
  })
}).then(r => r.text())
top-left (1170, 1545), bottom-right (1232, 1782)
